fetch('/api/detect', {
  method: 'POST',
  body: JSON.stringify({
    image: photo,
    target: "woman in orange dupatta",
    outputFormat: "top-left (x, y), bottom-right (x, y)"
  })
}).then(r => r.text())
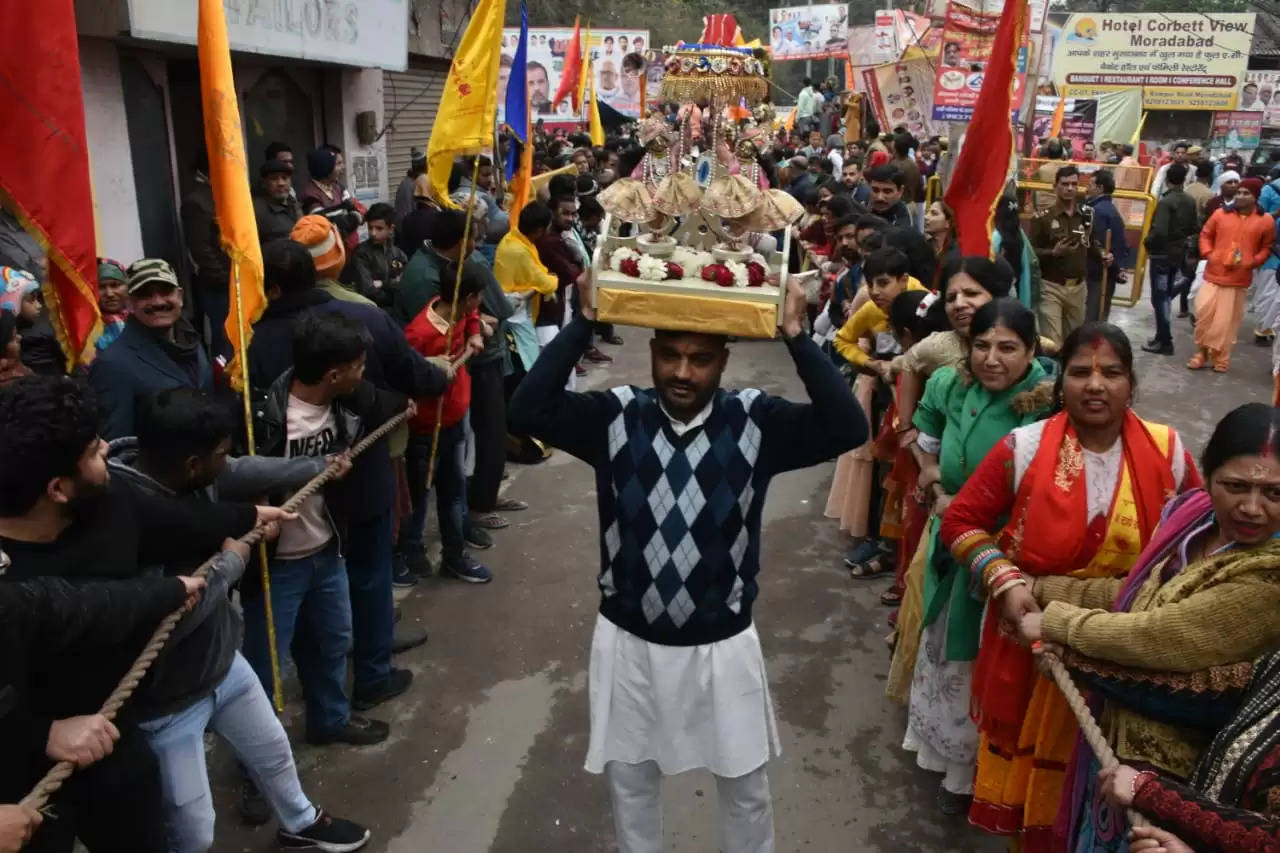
top-left (938, 323), bottom-right (1201, 850)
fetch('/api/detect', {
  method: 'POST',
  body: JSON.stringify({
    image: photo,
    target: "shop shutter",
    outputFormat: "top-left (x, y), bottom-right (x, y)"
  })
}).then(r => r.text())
top-left (382, 57), bottom-right (450, 185)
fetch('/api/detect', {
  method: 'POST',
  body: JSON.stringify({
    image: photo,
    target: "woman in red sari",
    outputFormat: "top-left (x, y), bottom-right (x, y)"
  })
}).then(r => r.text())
top-left (939, 323), bottom-right (1201, 850)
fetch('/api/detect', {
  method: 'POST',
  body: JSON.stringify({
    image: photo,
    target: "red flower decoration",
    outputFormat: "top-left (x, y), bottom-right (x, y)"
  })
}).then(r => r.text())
top-left (715, 268), bottom-right (734, 287)
top-left (620, 258), bottom-right (641, 277)
top-left (666, 262), bottom-right (684, 280)
top-left (701, 264), bottom-right (721, 282)
top-left (746, 262), bottom-right (766, 288)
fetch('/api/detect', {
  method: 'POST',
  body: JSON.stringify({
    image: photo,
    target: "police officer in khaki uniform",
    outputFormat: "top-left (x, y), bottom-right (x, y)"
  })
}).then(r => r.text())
top-left (1029, 164), bottom-right (1106, 346)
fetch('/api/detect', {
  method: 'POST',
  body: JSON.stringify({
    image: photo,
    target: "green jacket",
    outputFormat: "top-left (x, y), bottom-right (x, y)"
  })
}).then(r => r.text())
top-left (914, 358), bottom-right (1056, 659)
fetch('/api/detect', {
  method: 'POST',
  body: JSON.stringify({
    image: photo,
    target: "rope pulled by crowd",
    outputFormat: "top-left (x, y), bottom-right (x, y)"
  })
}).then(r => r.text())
top-left (1036, 643), bottom-right (1148, 828)
top-left (18, 408), bottom-right (412, 816)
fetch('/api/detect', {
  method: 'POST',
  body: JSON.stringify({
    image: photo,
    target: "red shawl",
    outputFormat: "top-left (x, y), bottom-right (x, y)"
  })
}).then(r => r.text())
top-left (970, 410), bottom-right (1188, 744)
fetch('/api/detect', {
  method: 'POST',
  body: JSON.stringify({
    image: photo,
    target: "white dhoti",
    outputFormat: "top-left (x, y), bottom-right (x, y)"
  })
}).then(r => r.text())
top-left (586, 613), bottom-right (779, 852)
top-left (1251, 266), bottom-right (1280, 334)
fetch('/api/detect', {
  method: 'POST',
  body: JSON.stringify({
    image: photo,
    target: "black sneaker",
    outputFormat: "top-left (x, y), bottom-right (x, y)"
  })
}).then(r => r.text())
top-left (306, 715), bottom-right (390, 747)
top-left (391, 554), bottom-right (417, 589)
top-left (1141, 341), bottom-right (1174, 356)
top-left (278, 809), bottom-right (370, 851)
top-left (352, 668), bottom-right (413, 711)
top-left (239, 774), bottom-right (272, 826)
top-left (392, 624), bottom-right (429, 654)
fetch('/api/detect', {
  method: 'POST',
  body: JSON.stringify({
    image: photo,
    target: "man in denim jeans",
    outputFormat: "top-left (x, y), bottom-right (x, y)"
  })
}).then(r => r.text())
top-left (247, 312), bottom-right (408, 750)
top-left (1142, 163), bottom-right (1199, 356)
top-left (108, 387), bottom-right (371, 851)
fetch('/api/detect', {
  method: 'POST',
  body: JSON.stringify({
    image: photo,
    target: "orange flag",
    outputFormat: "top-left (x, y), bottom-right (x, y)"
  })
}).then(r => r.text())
top-left (1048, 93), bottom-right (1066, 139)
top-left (197, 0), bottom-right (264, 391)
top-left (552, 17), bottom-right (583, 112)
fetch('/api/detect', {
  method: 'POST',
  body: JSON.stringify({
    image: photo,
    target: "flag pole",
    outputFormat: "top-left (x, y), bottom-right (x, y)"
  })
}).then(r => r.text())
top-left (234, 264), bottom-right (284, 712)
top-left (426, 156), bottom-right (483, 490)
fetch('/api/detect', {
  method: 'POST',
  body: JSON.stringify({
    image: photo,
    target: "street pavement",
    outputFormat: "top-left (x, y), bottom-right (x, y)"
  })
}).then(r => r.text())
top-left (214, 297), bottom-right (1270, 852)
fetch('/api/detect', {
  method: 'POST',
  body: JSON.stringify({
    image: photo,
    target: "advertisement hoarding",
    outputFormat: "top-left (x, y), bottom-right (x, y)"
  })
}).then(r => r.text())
top-left (1051, 13), bottom-right (1255, 110)
top-left (500, 27), bottom-right (651, 123)
top-left (769, 3), bottom-right (850, 61)
top-left (931, 1), bottom-right (1029, 123)
top-left (1032, 96), bottom-right (1098, 156)
top-left (1210, 111), bottom-right (1263, 151)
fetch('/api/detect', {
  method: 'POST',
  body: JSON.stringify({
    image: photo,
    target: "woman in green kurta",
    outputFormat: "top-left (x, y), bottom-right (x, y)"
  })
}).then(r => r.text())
top-left (902, 299), bottom-right (1056, 815)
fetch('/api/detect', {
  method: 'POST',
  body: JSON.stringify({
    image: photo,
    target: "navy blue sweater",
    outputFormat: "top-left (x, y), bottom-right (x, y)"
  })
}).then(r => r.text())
top-left (510, 315), bottom-right (867, 645)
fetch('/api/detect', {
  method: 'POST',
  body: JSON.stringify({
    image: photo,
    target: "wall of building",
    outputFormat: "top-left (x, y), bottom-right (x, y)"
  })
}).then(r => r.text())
top-left (331, 68), bottom-right (390, 204)
top-left (406, 0), bottom-right (473, 59)
top-left (79, 37), bottom-right (145, 264)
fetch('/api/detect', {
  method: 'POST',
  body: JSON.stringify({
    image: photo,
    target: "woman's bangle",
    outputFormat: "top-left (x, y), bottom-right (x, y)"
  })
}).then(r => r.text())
top-left (992, 576), bottom-right (1028, 597)
top-left (988, 567), bottom-right (1022, 588)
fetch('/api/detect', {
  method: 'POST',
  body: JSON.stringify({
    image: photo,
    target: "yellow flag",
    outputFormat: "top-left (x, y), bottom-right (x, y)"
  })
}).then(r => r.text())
top-left (1130, 111), bottom-right (1148, 146)
top-left (509, 116), bottom-right (534, 222)
top-left (578, 26), bottom-right (592, 110)
top-left (427, 0), bottom-right (507, 207)
top-left (197, 0), bottom-right (264, 391)
top-left (587, 74), bottom-right (605, 146)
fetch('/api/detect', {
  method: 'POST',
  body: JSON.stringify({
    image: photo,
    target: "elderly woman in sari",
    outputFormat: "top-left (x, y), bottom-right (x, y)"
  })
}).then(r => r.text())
top-left (1016, 402), bottom-right (1280, 851)
top-left (902, 299), bottom-right (1055, 815)
top-left (938, 322), bottom-right (1201, 849)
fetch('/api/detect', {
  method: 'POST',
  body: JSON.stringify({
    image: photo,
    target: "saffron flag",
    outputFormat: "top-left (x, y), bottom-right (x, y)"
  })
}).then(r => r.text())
top-left (1048, 93), bottom-right (1066, 139)
top-left (0, 0), bottom-right (101, 367)
top-left (552, 18), bottom-right (583, 112)
top-left (579, 27), bottom-right (606, 146)
top-left (701, 14), bottom-right (744, 46)
top-left (504, 0), bottom-right (530, 181)
top-left (427, 0), bottom-right (507, 207)
top-left (943, 0), bottom-right (1028, 257)
top-left (198, 0), bottom-right (265, 391)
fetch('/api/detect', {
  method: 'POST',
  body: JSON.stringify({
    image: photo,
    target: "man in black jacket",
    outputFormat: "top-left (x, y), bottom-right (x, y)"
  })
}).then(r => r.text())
top-left (1142, 163), bottom-right (1199, 356)
top-left (1, 574), bottom-right (199, 853)
top-left (0, 376), bottom-right (289, 852)
top-left (180, 151), bottom-right (232, 359)
top-left (250, 240), bottom-right (448, 710)
top-left (106, 387), bottom-right (371, 851)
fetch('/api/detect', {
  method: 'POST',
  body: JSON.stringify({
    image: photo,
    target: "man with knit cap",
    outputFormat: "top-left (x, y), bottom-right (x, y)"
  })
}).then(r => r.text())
top-left (89, 259), bottom-right (213, 439)
top-left (509, 275), bottom-right (867, 852)
top-left (290, 215), bottom-right (372, 306)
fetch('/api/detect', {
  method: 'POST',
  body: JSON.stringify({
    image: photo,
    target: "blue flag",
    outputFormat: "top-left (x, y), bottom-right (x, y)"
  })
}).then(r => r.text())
top-left (504, 0), bottom-right (529, 180)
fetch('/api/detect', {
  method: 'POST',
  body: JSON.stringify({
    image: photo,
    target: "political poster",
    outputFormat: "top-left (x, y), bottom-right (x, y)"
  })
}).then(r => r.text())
top-left (1238, 70), bottom-right (1280, 127)
top-left (769, 4), bottom-right (850, 61)
top-left (926, 0), bottom-right (1049, 33)
top-left (1051, 14), bottom-right (1254, 110)
top-left (932, 1), bottom-right (1030, 122)
top-left (1032, 96), bottom-right (1098, 156)
top-left (1210, 111), bottom-right (1263, 151)
top-left (863, 57), bottom-right (944, 139)
top-left (500, 27), bottom-right (651, 124)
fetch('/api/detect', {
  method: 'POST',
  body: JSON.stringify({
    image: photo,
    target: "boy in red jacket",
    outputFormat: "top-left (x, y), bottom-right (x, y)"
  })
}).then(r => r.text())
top-left (404, 261), bottom-right (493, 583)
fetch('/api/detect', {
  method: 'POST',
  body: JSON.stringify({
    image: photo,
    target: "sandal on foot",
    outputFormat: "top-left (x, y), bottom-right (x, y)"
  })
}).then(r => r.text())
top-left (880, 587), bottom-right (904, 606)
top-left (850, 552), bottom-right (895, 580)
top-left (494, 497), bottom-right (529, 511)
top-left (1186, 352), bottom-right (1208, 370)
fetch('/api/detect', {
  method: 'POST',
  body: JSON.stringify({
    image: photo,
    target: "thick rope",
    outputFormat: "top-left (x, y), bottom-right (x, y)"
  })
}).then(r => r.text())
top-left (19, 409), bottom-right (411, 816)
top-left (1041, 651), bottom-right (1148, 828)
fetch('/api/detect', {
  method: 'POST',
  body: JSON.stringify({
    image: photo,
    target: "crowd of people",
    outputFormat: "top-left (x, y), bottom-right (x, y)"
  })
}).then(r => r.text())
top-left (1, 104), bottom-right (1280, 853)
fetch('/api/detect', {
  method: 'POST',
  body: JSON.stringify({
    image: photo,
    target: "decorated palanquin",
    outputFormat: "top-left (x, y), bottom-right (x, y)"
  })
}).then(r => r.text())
top-left (592, 43), bottom-right (802, 339)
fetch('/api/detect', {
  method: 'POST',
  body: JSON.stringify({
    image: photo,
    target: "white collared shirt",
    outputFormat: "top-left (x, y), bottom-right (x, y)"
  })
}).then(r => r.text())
top-left (659, 398), bottom-right (714, 437)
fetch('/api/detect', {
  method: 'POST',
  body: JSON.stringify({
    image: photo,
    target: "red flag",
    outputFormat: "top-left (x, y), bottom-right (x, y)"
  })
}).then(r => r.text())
top-left (944, 0), bottom-right (1028, 258)
top-left (701, 14), bottom-right (743, 46)
top-left (551, 17), bottom-right (583, 112)
top-left (0, 0), bottom-right (100, 366)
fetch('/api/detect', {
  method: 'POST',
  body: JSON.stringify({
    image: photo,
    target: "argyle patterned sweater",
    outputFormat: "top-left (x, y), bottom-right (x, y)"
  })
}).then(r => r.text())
top-left (510, 315), bottom-right (867, 646)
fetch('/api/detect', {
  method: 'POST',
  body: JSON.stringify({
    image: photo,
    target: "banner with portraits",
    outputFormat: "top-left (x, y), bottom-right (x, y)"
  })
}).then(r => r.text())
top-left (499, 27), bottom-right (651, 124)
top-left (863, 57), bottom-right (944, 139)
top-left (1237, 70), bottom-right (1280, 127)
top-left (769, 4), bottom-right (849, 61)
top-left (932, 1), bottom-right (1030, 123)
